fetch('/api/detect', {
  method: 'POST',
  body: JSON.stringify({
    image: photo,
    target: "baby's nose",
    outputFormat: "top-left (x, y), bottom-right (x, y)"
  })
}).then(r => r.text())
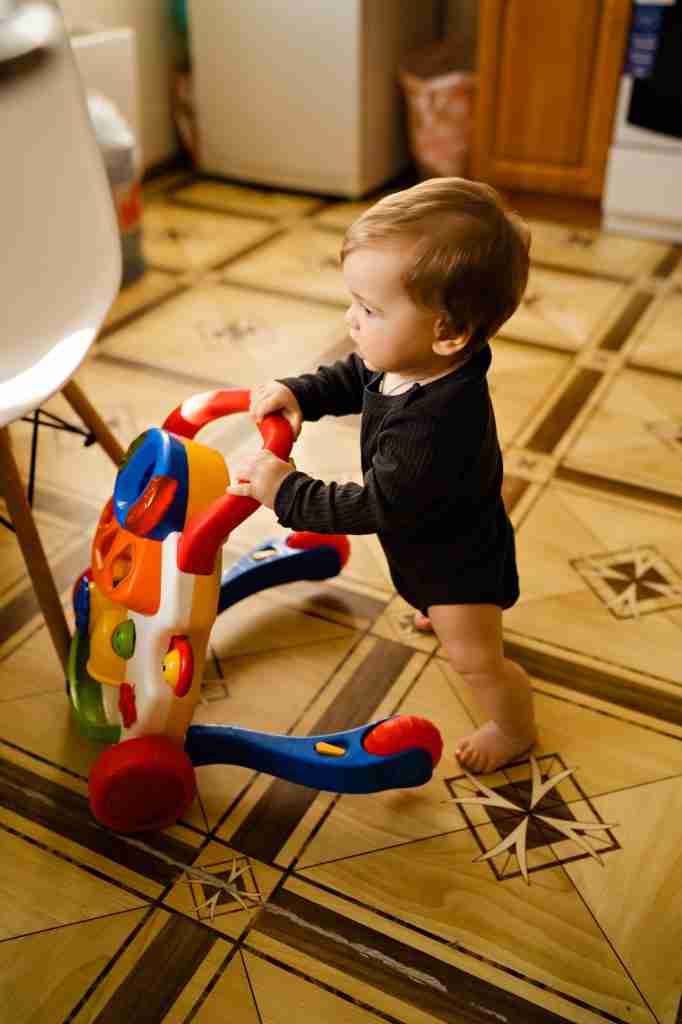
top-left (345, 306), bottom-right (357, 327)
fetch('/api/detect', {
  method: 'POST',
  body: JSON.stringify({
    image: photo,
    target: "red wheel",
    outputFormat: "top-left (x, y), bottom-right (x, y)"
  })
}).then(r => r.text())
top-left (286, 531), bottom-right (350, 568)
top-left (89, 736), bottom-right (196, 832)
top-left (363, 715), bottom-right (443, 769)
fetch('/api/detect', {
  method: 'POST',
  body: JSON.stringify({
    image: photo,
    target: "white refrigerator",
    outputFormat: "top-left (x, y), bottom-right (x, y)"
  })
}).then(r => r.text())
top-left (188, 1), bottom-right (438, 197)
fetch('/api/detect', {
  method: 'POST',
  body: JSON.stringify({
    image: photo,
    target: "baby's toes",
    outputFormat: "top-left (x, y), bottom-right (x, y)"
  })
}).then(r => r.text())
top-left (455, 741), bottom-right (475, 769)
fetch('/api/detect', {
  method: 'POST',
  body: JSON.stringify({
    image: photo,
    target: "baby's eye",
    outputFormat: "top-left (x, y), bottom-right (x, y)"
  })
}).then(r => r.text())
top-left (362, 305), bottom-right (374, 317)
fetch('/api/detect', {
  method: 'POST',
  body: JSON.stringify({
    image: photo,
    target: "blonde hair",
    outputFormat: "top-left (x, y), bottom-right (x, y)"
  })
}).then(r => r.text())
top-left (341, 178), bottom-right (530, 352)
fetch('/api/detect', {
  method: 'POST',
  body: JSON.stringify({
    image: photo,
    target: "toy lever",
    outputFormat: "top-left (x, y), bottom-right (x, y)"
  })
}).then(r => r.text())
top-left (185, 717), bottom-right (441, 794)
top-left (218, 533), bottom-right (350, 613)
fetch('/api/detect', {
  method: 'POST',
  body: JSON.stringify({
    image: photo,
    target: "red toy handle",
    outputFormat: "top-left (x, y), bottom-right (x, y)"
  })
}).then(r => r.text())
top-left (164, 389), bottom-right (295, 575)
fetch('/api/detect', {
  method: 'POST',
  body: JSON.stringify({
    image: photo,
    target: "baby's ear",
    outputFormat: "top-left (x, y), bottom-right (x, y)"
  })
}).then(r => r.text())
top-left (432, 317), bottom-right (469, 356)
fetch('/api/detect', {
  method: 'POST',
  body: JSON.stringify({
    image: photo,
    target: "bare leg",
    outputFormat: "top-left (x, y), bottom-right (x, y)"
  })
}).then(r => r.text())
top-left (428, 603), bottom-right (537, 773)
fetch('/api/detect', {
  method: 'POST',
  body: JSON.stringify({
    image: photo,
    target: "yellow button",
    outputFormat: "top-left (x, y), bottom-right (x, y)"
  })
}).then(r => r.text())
top-left (315, 741), bottom-right (346, 757)
top-left (162, 649), bottom-right (181, 688)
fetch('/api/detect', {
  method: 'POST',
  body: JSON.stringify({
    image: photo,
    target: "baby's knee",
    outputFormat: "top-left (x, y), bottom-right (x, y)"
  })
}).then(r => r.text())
top-left (441, 640), bottom-right (504, 681)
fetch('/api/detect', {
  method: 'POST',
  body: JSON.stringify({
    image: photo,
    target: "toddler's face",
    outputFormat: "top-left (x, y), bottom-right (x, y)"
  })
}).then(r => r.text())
top-left (343, 243), bottom-right (440, 376)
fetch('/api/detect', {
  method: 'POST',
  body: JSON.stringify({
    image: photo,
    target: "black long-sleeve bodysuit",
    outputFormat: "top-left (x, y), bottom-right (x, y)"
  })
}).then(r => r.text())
top-left (275, 344), bottom-right (519, 615)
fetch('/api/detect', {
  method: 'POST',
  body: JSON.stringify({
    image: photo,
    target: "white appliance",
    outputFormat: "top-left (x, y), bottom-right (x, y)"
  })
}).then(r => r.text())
top-left (187, 1), bottom-right (438, 197)
top-left (603, 74), bottom-right (682, 242)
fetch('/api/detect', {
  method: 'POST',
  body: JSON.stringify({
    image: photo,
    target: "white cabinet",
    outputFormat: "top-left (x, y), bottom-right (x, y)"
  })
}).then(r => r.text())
top-left (188, 1), bottom-right (437, 197)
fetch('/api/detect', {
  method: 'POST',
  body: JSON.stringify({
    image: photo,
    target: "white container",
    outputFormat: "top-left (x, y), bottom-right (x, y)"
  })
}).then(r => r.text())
top-left (187, 0), bottom-right (438, 198)
top-left (69, 25), bottom-right (141, 167)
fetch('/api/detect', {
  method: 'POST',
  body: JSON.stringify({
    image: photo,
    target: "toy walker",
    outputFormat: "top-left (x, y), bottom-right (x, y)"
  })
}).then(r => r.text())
top-left (67, 389), bottom-right (443, 832)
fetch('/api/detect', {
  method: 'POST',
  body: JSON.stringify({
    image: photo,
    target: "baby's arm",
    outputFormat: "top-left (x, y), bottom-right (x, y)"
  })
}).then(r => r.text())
top-left (277, 353), bottom-right (367, 423)
top-left (274, 415), bottom-right (451, 535)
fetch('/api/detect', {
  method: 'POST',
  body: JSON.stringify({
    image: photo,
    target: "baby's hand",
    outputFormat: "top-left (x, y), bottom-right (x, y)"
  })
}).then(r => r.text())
top-left (250, 381), bottom-right (303, 440)
top-left (227, 450), bottom-right (296, 509)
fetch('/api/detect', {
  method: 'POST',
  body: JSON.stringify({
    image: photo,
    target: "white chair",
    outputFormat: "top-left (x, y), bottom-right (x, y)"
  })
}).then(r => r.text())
top-left (0, 1), bottom-right (124, 670)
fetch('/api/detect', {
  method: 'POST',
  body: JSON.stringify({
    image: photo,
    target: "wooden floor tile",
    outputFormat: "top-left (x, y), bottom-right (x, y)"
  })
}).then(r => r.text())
top-left (565, 778), bottom-right (682, 1024)
top-left (501, 267), bottom-right (631, 350)
top-left (98, 282), bottom-right (346, 386)
top-left (142, 201), bottom-right (276, 273)
top-left (241, 948), bottom-right (394, 1024)
top-left (562, 365), bottom-right (682, 497)
top-left (0, 909), bottom-right (148, 1024)
top-left (102, 269), bottom-right (182, 331)
top-left (508, 480), bottom-right (682, 686)
top-left (489, 339), bottom-right (572, 446)
top-left (527, 218), bottom-right (668, 279)
top-left (223, 225), bottom-right (348, 305)
top-left (0, 819), bottom-right (146, 942)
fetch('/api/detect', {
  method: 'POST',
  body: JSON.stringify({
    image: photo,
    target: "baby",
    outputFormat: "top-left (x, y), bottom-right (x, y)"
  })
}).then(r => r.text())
top-left (228, 177), bottom-right (536, 773)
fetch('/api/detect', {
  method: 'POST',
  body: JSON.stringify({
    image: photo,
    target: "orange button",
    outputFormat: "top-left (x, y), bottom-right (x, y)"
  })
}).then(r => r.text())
top-left (314, 742), bottom-right (346, 757)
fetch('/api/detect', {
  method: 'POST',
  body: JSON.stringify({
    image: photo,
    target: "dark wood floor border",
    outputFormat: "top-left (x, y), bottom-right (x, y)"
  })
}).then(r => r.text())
top-left (80, 913), bottom-right (218, 1024)
top-left (530, 258), bottom-right (629, 284)
top-left (254, 888), bottom-right (595, 1024)
top-left (505, 640), bottom-right (682, 726)
top-left (32, 486), bottom-right (102, 526)
top-left (598, 291), bottom-right (653, 352)
top-left (227, 638), bottom-right (416, 862)
top-left (502, 475), bottom-right (531, 514)
top-left (524, 366), bottom-right (602, 454)
top-left (527, 368), bottom-right (602, 454)
top-left (168, 195), bottom-right (280, 224)
top-left (0, 755), bottom-right (198, 885)
top-left (168, 191), bottom-right (328, 224)
top-left (141, 159), bottom-right (194, 189)
top-left (624, 359), bottom-right (682, 383)
top-left (94, 351), bottom-right (235, 392)
top-left (298, 582), bottom-right (386, 623)
top-left (653, 245), bottom-right (680, 278)
top-left (556, 466), bottom-right (682, 515)
top-left (97, 278), bottom-right (188, 341)
top-left (217, 273), bottom-right (348, 311)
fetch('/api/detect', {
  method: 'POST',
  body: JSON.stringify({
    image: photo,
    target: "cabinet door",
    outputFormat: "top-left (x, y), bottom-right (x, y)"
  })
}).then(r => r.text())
top-left (470, 0), bottom-right (631, 198)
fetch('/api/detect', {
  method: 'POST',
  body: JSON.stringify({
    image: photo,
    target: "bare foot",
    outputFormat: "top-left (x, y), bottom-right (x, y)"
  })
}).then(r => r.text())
top-left (413, 611), bottom-right (434, 633)
top-left (455, 720), bottom-right (537, 774)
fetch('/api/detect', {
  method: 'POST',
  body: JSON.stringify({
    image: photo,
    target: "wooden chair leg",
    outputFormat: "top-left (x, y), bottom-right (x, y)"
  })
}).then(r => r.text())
top-left (61, 378), bottom-right (125, 466)
top-left (0, 427), bottom-right (71, 672)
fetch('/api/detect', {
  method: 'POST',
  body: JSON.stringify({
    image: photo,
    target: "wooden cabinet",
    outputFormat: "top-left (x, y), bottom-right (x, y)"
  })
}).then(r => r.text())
top-left (470, 0), bottom-right (631, 198)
